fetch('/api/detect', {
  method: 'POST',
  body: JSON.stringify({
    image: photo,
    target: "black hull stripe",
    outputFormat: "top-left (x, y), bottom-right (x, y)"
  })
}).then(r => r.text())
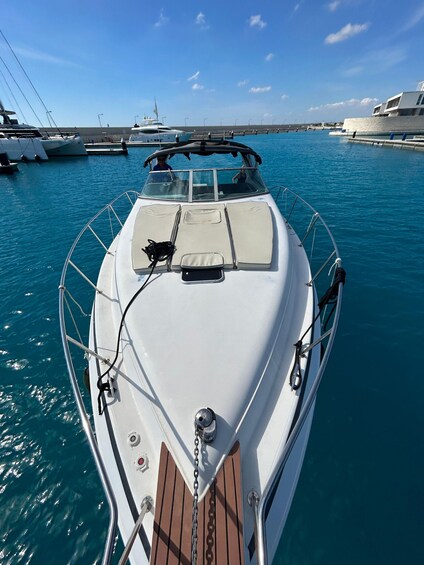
top-left (93, 305), bottom-right (151, 559)
top-left (248, 303), bottom-right (316, 560)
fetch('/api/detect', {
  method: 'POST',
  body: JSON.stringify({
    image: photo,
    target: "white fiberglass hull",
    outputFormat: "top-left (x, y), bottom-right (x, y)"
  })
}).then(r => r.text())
top-left (129, 130), bottom-right (192, 144)
top-left (41, 135), bottom-right (87, 156)
top-left (0, 137), bottom-right (48, 161)
top-left (88, 194), bottom-right (321, 563)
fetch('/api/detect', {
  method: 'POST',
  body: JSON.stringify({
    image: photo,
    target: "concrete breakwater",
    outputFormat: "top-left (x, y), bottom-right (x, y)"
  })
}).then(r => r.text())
top-left (342, 115), bottom-right (424, 136)
top-left (44, 124), bottom-right (309, 143)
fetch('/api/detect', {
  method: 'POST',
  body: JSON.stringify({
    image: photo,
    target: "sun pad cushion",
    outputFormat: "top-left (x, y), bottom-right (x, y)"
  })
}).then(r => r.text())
top-left (132, 204), bottom-right (180, 273)
top-left (171, 204), bottom-right (233, 270)
top-left (226, 201), bottom-right (273, 269)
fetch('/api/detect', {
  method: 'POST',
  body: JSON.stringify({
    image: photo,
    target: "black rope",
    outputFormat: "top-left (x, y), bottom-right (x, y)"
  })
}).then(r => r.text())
top-left (142, 239), bottom-right (176, 266)
top-left (289, 266), bottom-right (346, 391)
top-left (96, 240), bottom-right (175, 415)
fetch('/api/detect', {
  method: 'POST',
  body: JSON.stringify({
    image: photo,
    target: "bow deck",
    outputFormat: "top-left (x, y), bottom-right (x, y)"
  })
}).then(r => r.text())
top-left (151, 442), bottom-right (244, 565)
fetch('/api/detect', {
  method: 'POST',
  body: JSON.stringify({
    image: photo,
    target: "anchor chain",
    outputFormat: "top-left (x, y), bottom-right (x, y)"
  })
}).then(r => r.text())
top-left (191, 429), bottom-right (200, 565)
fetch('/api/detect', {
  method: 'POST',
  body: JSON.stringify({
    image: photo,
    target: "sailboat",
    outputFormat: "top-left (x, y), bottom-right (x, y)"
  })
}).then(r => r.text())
top-left (0, 32), bottom-right (87, 158)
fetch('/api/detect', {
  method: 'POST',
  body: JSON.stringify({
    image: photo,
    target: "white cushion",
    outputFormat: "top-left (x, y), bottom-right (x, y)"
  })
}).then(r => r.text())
top-left (172, 204), bottom-right (233, 270)
top-left (132, 204), bottom-right (180, 273)
top-left (181, 253), bottom-right (224, 269)
top-left (226, 201), bottom-right (273, 269)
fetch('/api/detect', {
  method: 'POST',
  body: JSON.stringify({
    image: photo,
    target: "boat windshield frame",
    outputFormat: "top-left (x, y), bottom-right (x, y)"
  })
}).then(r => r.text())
top-left (143, 139), bottom-right (263, 168)
top-left (141, 140), bottom-right (266, 202)
top-left (140, 166), bottom-right (269, 202)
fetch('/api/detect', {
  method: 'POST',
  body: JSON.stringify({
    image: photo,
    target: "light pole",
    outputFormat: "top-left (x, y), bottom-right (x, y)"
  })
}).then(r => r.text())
top-left (134, 115), bottom-right (139, 125)
top-left (184, 117), bottom-right (189, 127)
top-left (98, 113), bottom-right (104, 127)
top-left (234, 119), bottom-right (238, 126)
top-left (203, 118), bottom-right (207, 127)
top-left (162, 116), bottom-right (166, 124)
top-left (46, 110), bottom-right (53, 127)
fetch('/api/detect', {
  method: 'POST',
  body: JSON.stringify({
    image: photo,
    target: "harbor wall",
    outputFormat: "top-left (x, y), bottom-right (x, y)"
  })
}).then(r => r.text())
top-left (342, 115), bottom-right (424, 135)
top-left (44, 124), bottom-right (309, 143)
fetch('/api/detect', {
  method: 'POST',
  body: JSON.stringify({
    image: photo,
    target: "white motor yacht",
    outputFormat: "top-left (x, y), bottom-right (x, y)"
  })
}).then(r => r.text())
top-left (59, 140), bottom-right (345, 565)
top-left (129, 101), bottom-right (191, 144)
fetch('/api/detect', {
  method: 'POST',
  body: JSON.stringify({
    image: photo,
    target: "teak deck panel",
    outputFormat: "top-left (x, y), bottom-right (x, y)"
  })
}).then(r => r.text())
top-left (150, 442), bottom-right (245, 565)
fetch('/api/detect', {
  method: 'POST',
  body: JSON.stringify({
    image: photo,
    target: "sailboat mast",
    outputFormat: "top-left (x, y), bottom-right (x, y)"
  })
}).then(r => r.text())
top-left (0, 30), bottom-right (63, 137)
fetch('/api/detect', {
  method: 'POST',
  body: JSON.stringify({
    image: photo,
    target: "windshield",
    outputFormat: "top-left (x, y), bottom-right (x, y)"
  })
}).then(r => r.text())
top-left (140, 167), bottom-right (268, 202)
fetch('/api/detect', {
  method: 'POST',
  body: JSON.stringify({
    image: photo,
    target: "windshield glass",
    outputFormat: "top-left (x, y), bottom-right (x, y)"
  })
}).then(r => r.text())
top-left (142, 170), bottom-right (189, 201)
top-left (140, 167), bottom-right (268, 202)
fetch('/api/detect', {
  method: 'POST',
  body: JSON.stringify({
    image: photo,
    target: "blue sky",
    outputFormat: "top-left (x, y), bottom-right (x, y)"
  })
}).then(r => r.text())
top-left (1, 0), bottom-right (423, 127)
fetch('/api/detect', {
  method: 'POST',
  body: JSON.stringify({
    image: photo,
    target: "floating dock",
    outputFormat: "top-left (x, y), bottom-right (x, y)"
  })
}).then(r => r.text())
top-left (85, 141), bottom-right (129, 156)
top-left (348, 137), bottom-right (424, 152)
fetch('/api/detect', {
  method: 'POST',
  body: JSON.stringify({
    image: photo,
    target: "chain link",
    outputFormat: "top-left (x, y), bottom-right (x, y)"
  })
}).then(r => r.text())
top-left (191, 429), bottom-right (200, 565)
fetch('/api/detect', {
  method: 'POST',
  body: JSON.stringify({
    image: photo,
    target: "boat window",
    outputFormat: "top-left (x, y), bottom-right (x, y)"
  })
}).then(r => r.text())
top-left (192, 170), bottom-right (215, 201)
top-left (141, 170), bottom-right (189, 201)
top-left (217, 168), bottom-right (268, 200)
top-left (141, 166), bottom-right (268, 202)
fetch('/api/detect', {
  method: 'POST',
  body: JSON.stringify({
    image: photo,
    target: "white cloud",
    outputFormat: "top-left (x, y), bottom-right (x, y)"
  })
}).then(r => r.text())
top-left (364, 46), bottom-right (407, 70)
top-left (237, 79), bottom-right (249, 87)
top-left (12, 46), bottom-right (80, 67)
top-left (249, 15), bottom-right (267, 29)
top-left (308, 97), bottom-right (378, 111)
top-left (192, 83), bottom-right (204, 90)
top-left (196, 12), bottom-right (206, 25)
top-left (360, 97), bottom-right (378, 106)
top-left (249, 86), bottom-right (272, 93)
top-left (265, 53), bottom-right (274, 62)
top-left (294, 1), bottom-right (304, 12)
top-left (154, 9), bottom-right (169, 27)
top-left (188, 71), bottom-right (200, 81)
top-left (325, 22), bottom-right (370, 44)
top-left (342, 65), bottom-right (364, 77)
top-left (401, 3), bottom-right (424, 32)
top-left (328, 1), bottom-right (341, 12)
top-left (345, 46), bottom-right (407, 76)
top-left (281, 94), bottom-right (289, 100)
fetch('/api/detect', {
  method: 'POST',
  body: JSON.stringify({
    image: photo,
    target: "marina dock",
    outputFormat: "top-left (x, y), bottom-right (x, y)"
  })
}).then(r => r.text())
top-left (348, 137), bottom-right (424, 151)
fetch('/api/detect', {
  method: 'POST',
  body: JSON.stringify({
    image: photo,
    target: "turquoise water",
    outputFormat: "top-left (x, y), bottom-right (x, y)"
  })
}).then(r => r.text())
top-left (1, 132), bottom-right (423, 564)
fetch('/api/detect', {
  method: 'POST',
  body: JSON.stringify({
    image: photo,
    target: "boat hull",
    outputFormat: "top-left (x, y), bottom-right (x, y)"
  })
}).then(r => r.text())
top-left (41, 135), bottom-right (87, 156)
top-left (129, 131), bottom-right (192, 144)
top-left (87, 194), bottom-right (320, 563)
top-left (0, 137), bottom-right (48, 161)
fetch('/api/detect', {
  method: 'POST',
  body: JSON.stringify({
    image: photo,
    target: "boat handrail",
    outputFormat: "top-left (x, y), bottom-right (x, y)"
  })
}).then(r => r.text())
top-left (59, 190), bottom-right (139, 565)
top-left (59, 186), bottom-right (343, 565)
top-left (250, 186), bottom-right (344, 564)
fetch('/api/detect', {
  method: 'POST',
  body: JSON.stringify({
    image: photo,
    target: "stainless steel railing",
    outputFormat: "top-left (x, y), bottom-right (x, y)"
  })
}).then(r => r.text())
top-left (249, 186), bottom-right (344, 564)
top-left (58, 191), bottom-right (139, 565)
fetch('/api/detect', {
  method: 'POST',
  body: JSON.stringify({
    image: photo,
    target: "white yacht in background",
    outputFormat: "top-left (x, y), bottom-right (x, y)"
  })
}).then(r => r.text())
top-left (129, 100), bottom-right (192, 144)
top-left (0, 103), bottom-right (86, 158)
top-left (59, 140), bottom-right (345, 564)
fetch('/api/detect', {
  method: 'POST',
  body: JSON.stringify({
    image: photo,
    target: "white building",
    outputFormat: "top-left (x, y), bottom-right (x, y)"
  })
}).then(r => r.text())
top-left (372, 81), bottom-right (424, 117)
top-left (339, 81), bottom-right (424, 136)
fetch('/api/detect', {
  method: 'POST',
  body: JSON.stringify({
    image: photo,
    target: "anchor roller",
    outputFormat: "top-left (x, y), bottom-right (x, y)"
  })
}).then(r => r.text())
top-left (194, 407), bottom-right (217, 443)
